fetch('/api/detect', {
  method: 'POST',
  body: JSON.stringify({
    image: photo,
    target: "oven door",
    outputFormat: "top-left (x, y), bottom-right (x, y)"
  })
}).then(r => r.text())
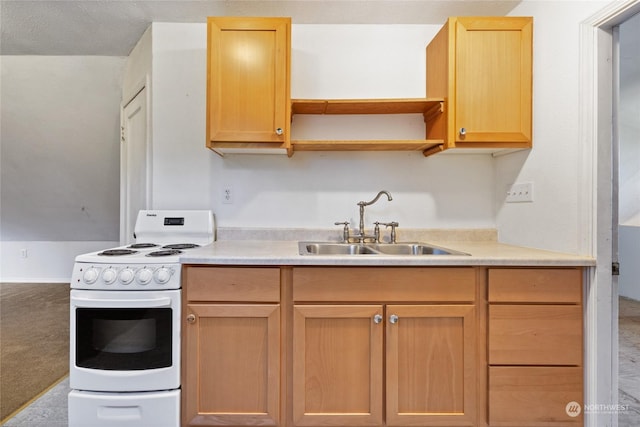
top-left (70, 289), bottom-right (180, 392)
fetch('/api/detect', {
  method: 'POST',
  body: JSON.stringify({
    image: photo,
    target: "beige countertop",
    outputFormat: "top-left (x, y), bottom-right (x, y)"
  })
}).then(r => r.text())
top-left (180, 238), bottom-right (596, 267)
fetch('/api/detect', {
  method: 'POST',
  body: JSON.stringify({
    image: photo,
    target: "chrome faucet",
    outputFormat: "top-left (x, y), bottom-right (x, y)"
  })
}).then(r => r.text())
top-left (352, 191), bottom-right (392, 242)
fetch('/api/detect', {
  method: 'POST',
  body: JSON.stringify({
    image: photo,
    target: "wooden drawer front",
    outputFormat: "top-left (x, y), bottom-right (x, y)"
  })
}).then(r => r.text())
top-left (184, 266), bottom-right (280, 302)
top-left (293, 267), bottom-right (475, 302)
top-left (489, 305), bottom-right (582, 366)
top-left (489, 268), bottom-right (582, 303)
top-left (489, 367), bottom-right (583, 426)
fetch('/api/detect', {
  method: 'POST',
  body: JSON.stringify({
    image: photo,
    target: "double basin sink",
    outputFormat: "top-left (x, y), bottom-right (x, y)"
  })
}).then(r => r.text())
top-left (299, 242), bottom-right (469, 256)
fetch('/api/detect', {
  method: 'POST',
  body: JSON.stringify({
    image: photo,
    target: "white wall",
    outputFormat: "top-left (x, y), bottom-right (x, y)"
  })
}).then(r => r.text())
top-left (145, 23), bottom-right (496, 230)
top-left (495, 0), bottom-right (611, 254)
top-left (0, 56), bottom-right (125, 282)
top-left (618, 12), bottom-right (640, 301)
top-left (618, 11), bottom-right (640, 227)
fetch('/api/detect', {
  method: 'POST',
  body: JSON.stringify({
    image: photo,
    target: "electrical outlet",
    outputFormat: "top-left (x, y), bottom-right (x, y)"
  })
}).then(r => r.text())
top-left (506, 182), bottom-right (534, 203)
top-left (20, 249), bottom-right (28, 258)
top-left (222, 186), bottom-right (233, 204)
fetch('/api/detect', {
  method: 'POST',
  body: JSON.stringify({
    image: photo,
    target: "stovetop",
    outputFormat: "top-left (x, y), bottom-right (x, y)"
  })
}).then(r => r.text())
top-left (71, 210), bottom-right (214, 291)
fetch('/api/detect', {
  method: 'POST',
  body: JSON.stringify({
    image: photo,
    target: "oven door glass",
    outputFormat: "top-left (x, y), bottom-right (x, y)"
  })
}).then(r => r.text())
top-left (75, 308), bottom-right (172, 370)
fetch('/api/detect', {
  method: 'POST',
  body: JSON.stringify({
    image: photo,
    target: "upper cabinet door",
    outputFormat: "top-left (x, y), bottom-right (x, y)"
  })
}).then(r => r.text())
top-left (426, 17), bottom-right (532, 154)
top-left (454, 17), bottom-right (532, 145)
top-left (207, 17), bottom-right (291, 154)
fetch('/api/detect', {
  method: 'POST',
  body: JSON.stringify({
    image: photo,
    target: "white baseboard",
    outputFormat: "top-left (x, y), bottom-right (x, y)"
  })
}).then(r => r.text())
top-left (0, 241), bottom-right (118, 283)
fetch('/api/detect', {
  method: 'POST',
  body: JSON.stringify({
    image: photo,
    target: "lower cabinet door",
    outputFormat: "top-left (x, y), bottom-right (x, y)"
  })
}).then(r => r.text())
top-left (182, 303), bottom-right (280, 426)
top-left (489, 366), bottom-right (583, 426)
top-left (386, 305), bottom-right (477, 427)
top-left (292, 305), bottom-right (384, 426)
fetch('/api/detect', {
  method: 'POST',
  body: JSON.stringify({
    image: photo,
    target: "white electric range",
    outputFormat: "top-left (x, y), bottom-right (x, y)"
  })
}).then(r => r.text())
top-left (68, 210), bottom-right (214, 427)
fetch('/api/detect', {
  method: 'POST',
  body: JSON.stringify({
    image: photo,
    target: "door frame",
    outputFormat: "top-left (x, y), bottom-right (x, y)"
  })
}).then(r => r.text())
top-left (579, 1), bottom-right (640, 426)
top-left (119, 75), bottom-right (152, 244)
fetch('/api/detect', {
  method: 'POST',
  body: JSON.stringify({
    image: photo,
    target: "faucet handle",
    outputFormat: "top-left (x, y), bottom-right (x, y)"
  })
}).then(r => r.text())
top-left (334, 221), bottom-right (350, 243)
top-left (373, 221), bottom-right (382, 243)
top-left (379, 221), bottom-right (399, 243)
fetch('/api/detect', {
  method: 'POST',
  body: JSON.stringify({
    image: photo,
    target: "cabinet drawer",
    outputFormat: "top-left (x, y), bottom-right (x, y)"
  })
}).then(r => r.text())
top-left (489, 268), bottom-right (582, 303)
top-left (293, 267), bottom-right (475, 302)
top-left (489, 366), bottom-right (583, 426)
top-left (184, 266), bottom-right (280, 302)
top-left (489, 305), bottom-right (582, 366)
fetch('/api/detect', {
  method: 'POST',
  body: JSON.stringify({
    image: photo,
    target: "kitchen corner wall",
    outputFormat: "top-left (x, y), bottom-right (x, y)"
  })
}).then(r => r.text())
top-left (137, 22), bottom-right (496, 231)
top-left (1, 56), bottom-right (125, 282)
top-left (495, 0), bottom-right (611, 254)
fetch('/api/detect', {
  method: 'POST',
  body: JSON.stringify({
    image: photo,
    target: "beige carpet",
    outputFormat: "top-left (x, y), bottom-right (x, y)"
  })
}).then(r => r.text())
top-left (0, 283), bottom-right (70, 422)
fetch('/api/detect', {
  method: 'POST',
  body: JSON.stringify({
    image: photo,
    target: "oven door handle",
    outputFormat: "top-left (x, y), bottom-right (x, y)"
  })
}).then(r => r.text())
top-left (71, 297), bottom-right (172, 308)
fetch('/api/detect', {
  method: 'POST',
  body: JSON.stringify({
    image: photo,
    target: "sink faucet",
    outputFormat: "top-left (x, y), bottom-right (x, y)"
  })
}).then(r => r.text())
top-left (354, 190), bottom-right (392, 242)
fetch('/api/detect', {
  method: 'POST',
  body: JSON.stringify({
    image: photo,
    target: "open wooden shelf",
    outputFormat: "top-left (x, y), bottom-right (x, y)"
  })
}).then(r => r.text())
top-left (290, 98), bottom-right (444, 153)
top-left (293, 139), bottom-right (443, 152)
top-left (291, 98), bottom-right (443, 115)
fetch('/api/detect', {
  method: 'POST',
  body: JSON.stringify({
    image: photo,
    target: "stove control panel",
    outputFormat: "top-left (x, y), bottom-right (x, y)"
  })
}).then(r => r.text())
top-left (71, 263), bottom-right (181, 290)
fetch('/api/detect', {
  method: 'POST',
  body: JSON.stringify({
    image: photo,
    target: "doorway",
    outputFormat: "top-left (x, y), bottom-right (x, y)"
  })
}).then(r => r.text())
top-left (615, 11), bottom-right (640, 427)
top-left (581, 1), bottom-right (640, 426)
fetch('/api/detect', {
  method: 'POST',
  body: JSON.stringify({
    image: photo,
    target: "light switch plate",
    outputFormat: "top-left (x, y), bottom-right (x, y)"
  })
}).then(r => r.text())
top-left (506, 182), bottom-right (534, 203)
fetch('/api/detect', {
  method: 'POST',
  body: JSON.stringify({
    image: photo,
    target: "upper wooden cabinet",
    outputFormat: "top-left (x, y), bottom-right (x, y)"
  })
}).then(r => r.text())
top-left (206, 17), bottom-right (292, 155)
top-left (425, 17), bottom-right (533, 156)
top-left (206, 16), bottom-right (533, 157)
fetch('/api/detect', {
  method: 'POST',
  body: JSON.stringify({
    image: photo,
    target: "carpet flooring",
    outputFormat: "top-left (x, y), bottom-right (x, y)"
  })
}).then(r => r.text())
top-left (0, 283), bottom-right (69, 422)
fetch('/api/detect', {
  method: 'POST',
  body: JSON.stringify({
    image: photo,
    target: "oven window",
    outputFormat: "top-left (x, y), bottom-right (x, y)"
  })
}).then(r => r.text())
top-left (76, 308), bottom-right (172, 370)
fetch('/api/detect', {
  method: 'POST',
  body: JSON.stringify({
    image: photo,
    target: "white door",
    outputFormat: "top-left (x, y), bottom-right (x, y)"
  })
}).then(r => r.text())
top-left (120, 87), bottom-right (149, 245)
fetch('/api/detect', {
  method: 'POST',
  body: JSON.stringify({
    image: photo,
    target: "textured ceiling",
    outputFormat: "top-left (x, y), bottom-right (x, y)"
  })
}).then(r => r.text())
top-left (0, 0), bottom-right (521, 56)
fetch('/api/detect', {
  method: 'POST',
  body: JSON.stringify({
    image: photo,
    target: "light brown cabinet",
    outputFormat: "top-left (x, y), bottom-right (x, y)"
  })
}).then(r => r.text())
top-left (425, 17), bottom-right (533, 156)
top-left (181, 264), bottom-right (585, 427)
top-left (206, 17), bottom-right (292, 155)
top-left (182, 266), bottom-right (282, 426)
top-left (487, 268), bottom-right (584, 426)
top-left (206, 16), bottom-right (532, 156)
top-left (291, 267), bottom-right (478, 426)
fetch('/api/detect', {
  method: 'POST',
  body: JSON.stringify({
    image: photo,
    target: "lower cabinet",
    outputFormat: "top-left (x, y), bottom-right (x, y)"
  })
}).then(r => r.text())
top-left (181, 265), bottom-right (585, 427)
top-left (487, 268), bottom-right (584, 427)
top-left (291, 267), bottom-right (478, 427)
top-left (182, 266), bottom-right (281, 426)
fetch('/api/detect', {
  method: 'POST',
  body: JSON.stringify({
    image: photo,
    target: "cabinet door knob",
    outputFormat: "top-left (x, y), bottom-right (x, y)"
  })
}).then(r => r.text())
top-left (275, 127), bottom-right (284, 136)
top-left (389, 314), bottom-right (399, 324)
top-left (186, 314), bottom-right (196, 324)
top-left (459, 127), bottom-right (466, 136)
top-left (373, 314), bottom-right (383, 324)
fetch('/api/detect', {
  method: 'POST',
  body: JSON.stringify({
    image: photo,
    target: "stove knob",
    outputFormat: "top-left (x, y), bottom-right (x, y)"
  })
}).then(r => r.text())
top-left (119, 268), bottom-right (135, 285)
top-left (83, 267), bottom-right (99, 284)
top-left (154, 267), bottom-right (173, 284)
top-left (136, 268), bottom-right (153, 285)
top-left (102, 268), bottom-right (117, 285)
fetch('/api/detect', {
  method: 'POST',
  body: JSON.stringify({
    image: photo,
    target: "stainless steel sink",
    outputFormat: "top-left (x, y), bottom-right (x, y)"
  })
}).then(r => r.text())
top-left (298, 242), bottom-right (469, 256)
top-left (300, 243), bottom-right (380, 255)
top-left (368, 243), bottom-right (467, 255)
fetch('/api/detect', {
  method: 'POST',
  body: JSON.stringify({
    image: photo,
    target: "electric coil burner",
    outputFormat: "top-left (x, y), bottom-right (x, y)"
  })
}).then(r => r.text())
top-left (147, 249), bottom-right (183, 257)
top-left (69, 210), bottom-right (215, 427)
top-left (98, 249), bottom-right (138, 256)
top-left (128, 243), bottom-right (159, 249)
top-left (163, 243), bottom-right (200, 250)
